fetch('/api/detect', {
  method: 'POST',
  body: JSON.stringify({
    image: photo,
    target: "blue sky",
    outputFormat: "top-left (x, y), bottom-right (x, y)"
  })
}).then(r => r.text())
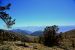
top-left (0, 0), bottom-right (75, 28)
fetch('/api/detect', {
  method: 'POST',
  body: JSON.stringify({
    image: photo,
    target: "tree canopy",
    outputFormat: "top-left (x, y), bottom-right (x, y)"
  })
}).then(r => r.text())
top-left (0, 3), bottom-right (15, 28)
top-left (43, 25), bottom-right (59, 46)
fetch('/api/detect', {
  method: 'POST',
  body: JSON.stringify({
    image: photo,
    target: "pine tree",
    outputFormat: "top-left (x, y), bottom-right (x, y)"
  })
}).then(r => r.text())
top-left (0, 2), bottom-right (15, 28)
top-left (43, 25), bottom-right (59, 47)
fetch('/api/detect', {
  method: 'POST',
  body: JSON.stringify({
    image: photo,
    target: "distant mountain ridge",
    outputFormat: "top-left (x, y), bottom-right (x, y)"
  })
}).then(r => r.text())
top-left (10, 26), bottom-right (75, 36)
top-left (59, 26), bottom-right (75, 32)
top-left (13, 26), bottom-right (75, 33)
top-left (11, 29), bottom-right (32, 35)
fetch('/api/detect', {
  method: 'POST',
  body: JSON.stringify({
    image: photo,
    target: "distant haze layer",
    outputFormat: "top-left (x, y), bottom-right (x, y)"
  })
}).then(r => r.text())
top-left (13, 26), bottom-right (75, 33)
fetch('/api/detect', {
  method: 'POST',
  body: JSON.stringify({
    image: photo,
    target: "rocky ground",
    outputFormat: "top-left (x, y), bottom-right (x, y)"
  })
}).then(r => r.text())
top-left (0, 41), bottom-right (65, 50)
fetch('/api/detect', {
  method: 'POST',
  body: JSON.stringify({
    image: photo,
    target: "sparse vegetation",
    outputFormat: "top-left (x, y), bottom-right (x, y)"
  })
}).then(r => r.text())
top-left (0, 25), bottom-right (75, 50)
top-left (0, 46), bottom-right (12, 50)
top-left (0, 1), bottom-right (75, 50)
top-left (58, 29), bottom-right (75, 50)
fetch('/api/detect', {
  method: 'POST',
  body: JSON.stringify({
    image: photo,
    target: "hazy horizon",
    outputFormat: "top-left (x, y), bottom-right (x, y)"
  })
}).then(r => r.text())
top-left (10, 26), bottom-right (75, 33)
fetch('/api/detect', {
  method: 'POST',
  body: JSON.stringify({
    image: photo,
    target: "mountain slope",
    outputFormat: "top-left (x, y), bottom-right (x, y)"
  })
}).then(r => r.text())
top-left (59, 29), bottom-right (75, 49)
top-left (0, 29), bottom-right (29, 41)
top-left (11, 29), bottom-right (32, 35)
top-left (31, 31), bottom-right (43, 36)
top-left (62, 29), bottom-right (75, 38)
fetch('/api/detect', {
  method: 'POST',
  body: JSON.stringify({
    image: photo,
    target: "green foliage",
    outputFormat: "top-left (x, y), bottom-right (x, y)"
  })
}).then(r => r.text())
top-left (38, 35), bottom-right (44, 43)
top-left (43, 25), bottom-right (59, 47)
top-left (0, 3), bottom-right (15, 28)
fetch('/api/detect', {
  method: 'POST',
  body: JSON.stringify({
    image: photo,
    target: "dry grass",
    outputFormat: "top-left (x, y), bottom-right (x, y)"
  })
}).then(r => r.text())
top-left (1, 41), bottom-right (74, 50)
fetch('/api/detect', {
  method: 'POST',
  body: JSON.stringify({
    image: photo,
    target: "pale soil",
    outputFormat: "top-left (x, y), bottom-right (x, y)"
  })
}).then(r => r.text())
top-left (10, 43), bottom-right (64, 50)
top-left (0, 41), bottom-right (69, 50)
